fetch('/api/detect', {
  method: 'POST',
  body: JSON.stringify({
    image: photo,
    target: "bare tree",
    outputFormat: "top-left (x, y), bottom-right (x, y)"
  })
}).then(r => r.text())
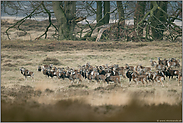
top-left (150, 1), bottom-right (168, 40)
top-left (116, 1), bottom-right (125, 39)
top-left (134, 1), bottom-right (182, 41)
top-left (103, 1), bottom-right (110, 24)
top-left (52, 1), bottom-right (76, 40)
top-left (134, 1), bottom-right (146, 37)
top-left (96, 1), bottom-right (103, 26)
top-left (2, 1), bottom-right (182, 42)
top-left (117, 1), bottom-right (125, 27)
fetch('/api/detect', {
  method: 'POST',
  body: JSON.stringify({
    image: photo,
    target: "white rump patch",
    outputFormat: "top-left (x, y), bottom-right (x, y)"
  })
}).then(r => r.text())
top-left (113, 71), bottom-right (115, 75)
top-left (91, 71), bottom-right (94, 76)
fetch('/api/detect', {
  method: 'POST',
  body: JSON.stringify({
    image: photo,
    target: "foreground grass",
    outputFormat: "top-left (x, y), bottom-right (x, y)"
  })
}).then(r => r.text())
top-left (2, 98), bottom-right (182, 122)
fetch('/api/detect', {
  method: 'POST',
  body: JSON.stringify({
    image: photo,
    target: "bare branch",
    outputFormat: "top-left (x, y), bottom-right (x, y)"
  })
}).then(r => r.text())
top-left (5, 3), bottom-right (42, 40)
top-left (35, 2), bottom-right (58, 40)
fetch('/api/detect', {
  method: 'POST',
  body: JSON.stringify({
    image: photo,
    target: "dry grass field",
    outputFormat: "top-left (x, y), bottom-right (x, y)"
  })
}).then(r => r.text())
top-left (1, 19), bottom-right (182, 122)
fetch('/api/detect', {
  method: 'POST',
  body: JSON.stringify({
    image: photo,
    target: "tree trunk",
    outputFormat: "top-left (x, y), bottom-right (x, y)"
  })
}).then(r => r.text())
top-left (150, 1), bottom-right (168, 40)
top-left (117, 1), bottom-right (125, 39)
top-left (103, 1), bottom-right (110, 24)
top-left (52, 1), bottom-right (76, 40)
top-left (97, 1), bottom-right (103, 26)
top-left (64, 1), bottom-right (76, 40)
top-left (52, 1), bottom-right (65, 40)
top-left (117, 1), bottom-right (125, 27)
top-left (134, 1), bottom-right (146, 36)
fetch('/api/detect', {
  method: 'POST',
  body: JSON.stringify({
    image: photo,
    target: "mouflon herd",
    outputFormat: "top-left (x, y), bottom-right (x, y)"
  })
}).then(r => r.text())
top-left (20, 57), bottom-right (182, 87)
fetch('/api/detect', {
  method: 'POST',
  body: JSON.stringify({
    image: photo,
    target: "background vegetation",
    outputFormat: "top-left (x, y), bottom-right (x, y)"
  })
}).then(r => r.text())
top-left (1, 1), bottom-right (182, 42)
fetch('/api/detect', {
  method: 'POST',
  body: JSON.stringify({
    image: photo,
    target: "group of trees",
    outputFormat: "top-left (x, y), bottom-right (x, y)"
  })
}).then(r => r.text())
top-left (1, 1), bottom-right (182, 42)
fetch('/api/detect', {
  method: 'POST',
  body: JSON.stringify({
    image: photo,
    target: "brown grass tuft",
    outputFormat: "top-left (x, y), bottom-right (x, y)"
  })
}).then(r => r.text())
top-left (12, 55), bottom-right (26, 59)
top-left (3, 63), bottom-right (17, 67)
top-left (42, 57), bottom-right (62, 65)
